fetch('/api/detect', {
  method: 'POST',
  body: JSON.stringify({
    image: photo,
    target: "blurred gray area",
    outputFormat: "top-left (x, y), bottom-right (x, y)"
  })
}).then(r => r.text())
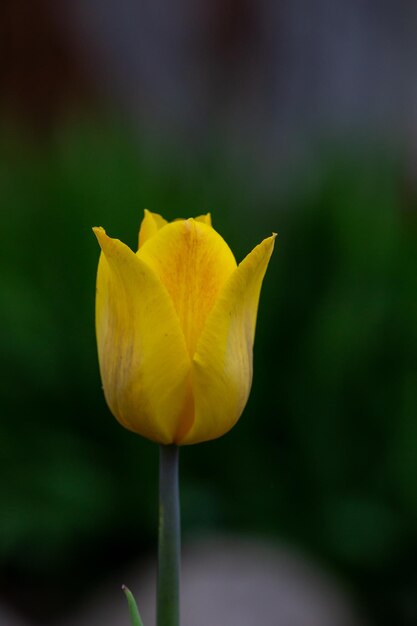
top-left (0, 607), bottom-right (28, 626)
top-left (0, 539), bottom-right (365, 625)
top-left (56, 536), bottom-right (364, 626)
top-left (64, 0), bottom-right (417, 161)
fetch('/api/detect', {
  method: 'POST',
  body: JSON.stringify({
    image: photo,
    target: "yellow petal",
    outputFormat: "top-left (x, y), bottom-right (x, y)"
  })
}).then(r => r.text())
top-left (137, 219), bottom-right (237, 356)
top-left (180, 234), bottom-right (276, 445)
top-left (138, 209), bottom-right (168, 249)
top-left (195, 213), bottom-right (212, 227)
top-left (93, 227), bottom-right (192, 444)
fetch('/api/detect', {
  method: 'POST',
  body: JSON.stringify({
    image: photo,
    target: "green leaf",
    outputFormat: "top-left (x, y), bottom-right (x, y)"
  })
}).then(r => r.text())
top-left (122, 585), bottom-right (144, 626)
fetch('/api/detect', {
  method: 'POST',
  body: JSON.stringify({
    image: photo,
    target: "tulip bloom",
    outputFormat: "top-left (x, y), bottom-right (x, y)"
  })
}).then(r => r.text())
top-left (93, 211), bottom-right (275, 445)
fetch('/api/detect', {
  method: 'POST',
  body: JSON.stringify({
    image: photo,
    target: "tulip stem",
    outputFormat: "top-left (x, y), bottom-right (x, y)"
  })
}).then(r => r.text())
top-left (157, 445), bottom-right (181, 626)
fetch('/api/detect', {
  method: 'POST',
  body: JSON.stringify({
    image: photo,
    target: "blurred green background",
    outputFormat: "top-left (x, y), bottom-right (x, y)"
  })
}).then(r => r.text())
top-left (1, 1), bottom-right (417, 625)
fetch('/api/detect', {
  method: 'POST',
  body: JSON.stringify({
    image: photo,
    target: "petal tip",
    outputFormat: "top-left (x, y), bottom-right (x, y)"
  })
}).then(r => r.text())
top-left (93, 226), bottom-right (106, 241)
top-left (93, 226), bottom-right (115, 254)
top-left (267, 232), bottom-right (277, 248)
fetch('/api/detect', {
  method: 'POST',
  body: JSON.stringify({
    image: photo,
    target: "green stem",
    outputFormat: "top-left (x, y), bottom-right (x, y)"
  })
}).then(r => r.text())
top-left (157, 445), bottom-right (180, 626)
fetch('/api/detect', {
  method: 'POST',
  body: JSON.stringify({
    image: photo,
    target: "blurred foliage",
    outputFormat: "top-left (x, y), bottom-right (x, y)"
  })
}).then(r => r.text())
top-left (0, 121), bottom-right (416, 625)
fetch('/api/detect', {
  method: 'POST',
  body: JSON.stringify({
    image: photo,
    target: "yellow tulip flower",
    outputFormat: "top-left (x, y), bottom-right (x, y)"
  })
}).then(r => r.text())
top-left (93, 211), bottom-right (275, 445)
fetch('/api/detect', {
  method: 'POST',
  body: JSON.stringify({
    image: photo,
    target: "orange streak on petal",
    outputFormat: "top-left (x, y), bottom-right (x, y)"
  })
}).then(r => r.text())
top-left (137, 219), bottom-right (237, 356)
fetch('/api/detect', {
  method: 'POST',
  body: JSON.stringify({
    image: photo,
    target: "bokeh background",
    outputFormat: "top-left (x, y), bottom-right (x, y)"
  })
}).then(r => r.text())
top-left (1, 1), bottom-right (417, 625)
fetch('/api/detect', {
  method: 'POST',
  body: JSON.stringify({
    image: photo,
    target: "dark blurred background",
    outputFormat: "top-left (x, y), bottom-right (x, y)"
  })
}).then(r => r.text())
top-left (1, 1), bottom-right (417, 625)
